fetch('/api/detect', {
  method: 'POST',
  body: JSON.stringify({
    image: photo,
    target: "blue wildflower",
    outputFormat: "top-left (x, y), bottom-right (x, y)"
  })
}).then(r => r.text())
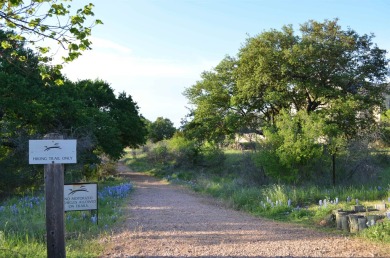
top-left (11, 204), bottom-right (18, 214)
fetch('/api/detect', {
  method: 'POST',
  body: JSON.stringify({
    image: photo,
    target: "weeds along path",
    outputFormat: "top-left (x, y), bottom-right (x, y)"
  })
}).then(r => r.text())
top-left (99, 163), bottom-right (388, 257)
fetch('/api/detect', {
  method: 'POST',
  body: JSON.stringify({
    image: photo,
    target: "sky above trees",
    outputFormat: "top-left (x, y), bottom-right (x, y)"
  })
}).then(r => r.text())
top-left (60, 0), bottom-right (390, 127)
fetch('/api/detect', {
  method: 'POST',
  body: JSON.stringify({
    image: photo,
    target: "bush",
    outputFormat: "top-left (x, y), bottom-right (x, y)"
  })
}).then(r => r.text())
top-left (199, 145), bottom-right (225, 168)
top-left (239, 152), bottom-right (268, 186)
top-left (360, 220), bottom-right (390, 243)
top-left (97, 160), bottom-right (118, 178)
top-left (167, 135), bottom-right (200, 167)
top-left (147, 141), bottom-right (170, 164)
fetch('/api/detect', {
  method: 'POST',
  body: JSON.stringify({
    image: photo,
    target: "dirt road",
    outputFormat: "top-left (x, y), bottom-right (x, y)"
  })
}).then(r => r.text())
top-left (99, 164), bottom-right (388, 257)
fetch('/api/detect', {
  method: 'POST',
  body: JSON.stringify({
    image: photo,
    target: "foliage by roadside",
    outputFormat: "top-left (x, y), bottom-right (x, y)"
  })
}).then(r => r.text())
top-left (0, 177), bottom-right (132, 257)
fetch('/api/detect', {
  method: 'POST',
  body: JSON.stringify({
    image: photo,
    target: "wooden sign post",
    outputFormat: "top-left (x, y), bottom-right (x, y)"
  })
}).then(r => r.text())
top-left (29, 134), bottom-right (77, 258)
top-left (44, 133), bottom-right (66, 258)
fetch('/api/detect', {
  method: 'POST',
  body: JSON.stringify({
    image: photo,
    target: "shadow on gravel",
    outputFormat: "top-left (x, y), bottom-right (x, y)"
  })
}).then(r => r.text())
top-left (122, 256), bottom-right (352, 258)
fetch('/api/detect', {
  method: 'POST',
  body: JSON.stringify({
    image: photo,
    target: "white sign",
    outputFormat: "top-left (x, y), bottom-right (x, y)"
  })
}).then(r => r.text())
top-left (64, 184), bottom-right (97, 211)
top-left (29, 139), bottom-right (77, 164)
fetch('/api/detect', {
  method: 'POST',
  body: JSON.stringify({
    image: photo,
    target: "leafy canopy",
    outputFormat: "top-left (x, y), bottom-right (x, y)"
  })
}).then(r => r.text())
top-left (0, 0), bottom-right (102, 83)
top-left (147, 117), bottom-right (176, 143)
top-left (183, 19), bottom-right (389, 184)
top-left (0, 34), bottom-right (147, 194)
top-left (184, 19), bottom-right (389, 143)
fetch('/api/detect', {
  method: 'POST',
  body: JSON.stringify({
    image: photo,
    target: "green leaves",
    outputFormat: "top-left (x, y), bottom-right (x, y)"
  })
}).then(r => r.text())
top-left (0, 1), bottom-right (103, 84)
top-left (183, 56), bottom-right (242, 144)
top-left (183, 19), bottom-right (389, 183)
top-left (147, 117), bottom-right (176, 143)
top-left (1, 40), bottom-right (12, 49)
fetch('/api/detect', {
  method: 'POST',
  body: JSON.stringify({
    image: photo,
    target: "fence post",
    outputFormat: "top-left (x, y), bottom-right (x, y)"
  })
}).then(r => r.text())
top-left (44, 133), bottom-right (66, 258)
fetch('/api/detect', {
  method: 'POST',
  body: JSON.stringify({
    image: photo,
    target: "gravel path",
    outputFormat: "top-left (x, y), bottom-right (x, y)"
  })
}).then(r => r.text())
top-left (99, 164), bottom-right (389, 257)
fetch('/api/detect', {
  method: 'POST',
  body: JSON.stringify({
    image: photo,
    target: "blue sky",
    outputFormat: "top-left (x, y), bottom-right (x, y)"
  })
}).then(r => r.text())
top-left (62, 0), bottom-right (390, 127)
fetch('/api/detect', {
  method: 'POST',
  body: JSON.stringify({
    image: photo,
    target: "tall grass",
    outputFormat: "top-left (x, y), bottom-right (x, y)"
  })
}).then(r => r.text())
top-left (188, 175), bottom-right (390, 241)
top-left (0, 179), bottom-right (133, 257)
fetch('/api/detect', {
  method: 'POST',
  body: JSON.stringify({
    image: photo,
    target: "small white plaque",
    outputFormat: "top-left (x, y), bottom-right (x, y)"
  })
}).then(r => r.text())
top-left (29, 139), bottom-right (77, 164)
top-left (64, 184), bottom-right (97, 211)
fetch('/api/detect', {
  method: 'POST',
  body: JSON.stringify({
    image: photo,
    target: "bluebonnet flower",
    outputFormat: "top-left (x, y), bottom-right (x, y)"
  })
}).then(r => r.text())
top-left (91, 215), bottom-right (97, 224)
top-left (11, 204), bottom-right (18, 214)
top-left (99, 183), bottom-right (132, 200)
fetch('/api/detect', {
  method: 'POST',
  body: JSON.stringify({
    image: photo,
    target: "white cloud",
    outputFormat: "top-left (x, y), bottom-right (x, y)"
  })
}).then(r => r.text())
top-left (90, 37), bottom-right (133, 54)
top-left (61, 36), bottom-right (217, 126)
top-left (62, 37), bottom-right (213, 81)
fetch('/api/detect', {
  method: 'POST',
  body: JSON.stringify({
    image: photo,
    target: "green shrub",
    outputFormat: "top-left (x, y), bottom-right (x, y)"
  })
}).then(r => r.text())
top-left (289, 208), bottom-right (314, 221)
top-left (200, 145), bottom-right (225, 168)
top-left (167, 135), bottom-right (200, 167)
top-left (255, 110), bottom-right (325, 184)
top-left (239, 152), bottom-right (268, 185)
top-left (359, 220), bottom-right (390, 242)
top-left (147, 141), bottom-right (170, 164)
top-left (97, 160), bottom-right (118, 178)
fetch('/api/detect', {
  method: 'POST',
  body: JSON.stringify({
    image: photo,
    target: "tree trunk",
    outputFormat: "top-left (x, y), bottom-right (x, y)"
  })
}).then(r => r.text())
top-left (332, 153), bottom-right (336, 186)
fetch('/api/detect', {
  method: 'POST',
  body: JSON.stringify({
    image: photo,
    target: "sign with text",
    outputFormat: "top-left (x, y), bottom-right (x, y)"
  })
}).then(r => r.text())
top-left (64, 184), bottom-right (97, 211)
top-left (29, 139), bottom-right (77, 164)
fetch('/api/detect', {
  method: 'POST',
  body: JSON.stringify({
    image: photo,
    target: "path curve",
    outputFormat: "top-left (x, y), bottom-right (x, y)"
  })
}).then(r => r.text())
top-left (99, 164), bottom-right (388, 257)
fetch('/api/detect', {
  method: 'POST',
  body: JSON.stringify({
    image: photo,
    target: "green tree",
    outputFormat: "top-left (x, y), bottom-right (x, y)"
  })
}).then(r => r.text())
top-left (380, 108), bottom-right (390, 145)
top-left (63, 79), bottom-right (146, 159)
top-left (236, 19), bottom-right (388, 128)
top-left (148, 117), bottom-right (176, 143)
top-left (111, 92), bottom-right (147, 150)
top-left (184, 19), bottom-right (389, 183)
top-left (238, 19), bottom-right (388, 184)
top-left (235, 25), bottom-right (299, 125)
top-left (0, 36), bottom-right (146, 194)
top-left (0, 0), bottom-right (102, 83)
top-left (183, 56), bottom-right (247, 144)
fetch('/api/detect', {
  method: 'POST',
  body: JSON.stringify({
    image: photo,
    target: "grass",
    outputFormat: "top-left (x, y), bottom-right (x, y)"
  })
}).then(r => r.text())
top-left (0, 178), bottom-right (133, 257)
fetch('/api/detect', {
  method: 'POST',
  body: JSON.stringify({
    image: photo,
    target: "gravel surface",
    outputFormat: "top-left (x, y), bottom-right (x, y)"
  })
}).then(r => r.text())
top-left (99, 164), bottom-right (389, 257)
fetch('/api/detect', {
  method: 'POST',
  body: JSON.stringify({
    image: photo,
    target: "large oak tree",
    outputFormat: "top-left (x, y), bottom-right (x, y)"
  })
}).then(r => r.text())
top-left (185, 19), bottom-right (388, 141)
top-left (183, 19), bottom-right (389, 183)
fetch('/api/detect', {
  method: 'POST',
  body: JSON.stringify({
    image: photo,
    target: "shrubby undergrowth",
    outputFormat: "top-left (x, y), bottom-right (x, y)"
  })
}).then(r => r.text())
top-left (0, 179), bottom-right (133, 257)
